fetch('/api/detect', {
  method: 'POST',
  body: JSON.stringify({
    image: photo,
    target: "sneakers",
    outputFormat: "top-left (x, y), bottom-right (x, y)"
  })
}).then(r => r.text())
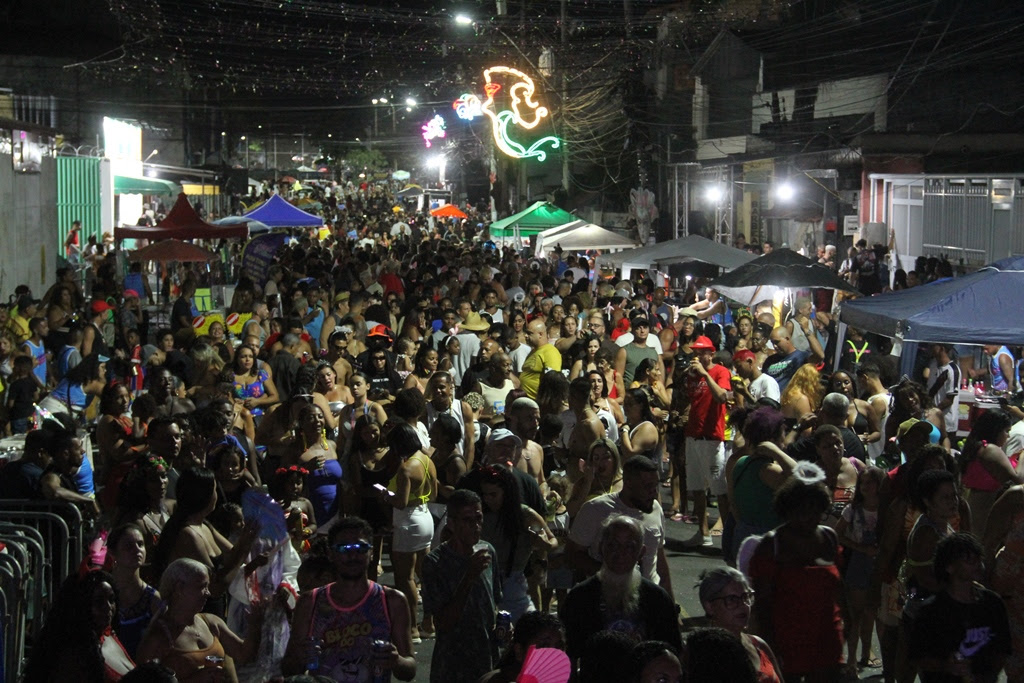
top-left (684, 533), bottom-right (713, 548)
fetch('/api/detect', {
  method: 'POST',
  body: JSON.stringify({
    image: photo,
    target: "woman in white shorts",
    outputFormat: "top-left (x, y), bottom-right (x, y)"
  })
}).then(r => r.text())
top-left (380, 422), bottom-right (437, 642)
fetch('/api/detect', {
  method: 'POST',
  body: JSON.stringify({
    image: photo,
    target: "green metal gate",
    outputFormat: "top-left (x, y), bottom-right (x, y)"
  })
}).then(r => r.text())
top-left (56, 156), bottom-right (103, 257)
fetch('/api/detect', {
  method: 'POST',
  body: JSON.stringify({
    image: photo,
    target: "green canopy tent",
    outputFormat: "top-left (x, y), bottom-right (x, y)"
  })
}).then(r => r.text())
top-left (113, 174), bottom-right (181, 195)
top-left (488, 201), bottom-right (576, 241)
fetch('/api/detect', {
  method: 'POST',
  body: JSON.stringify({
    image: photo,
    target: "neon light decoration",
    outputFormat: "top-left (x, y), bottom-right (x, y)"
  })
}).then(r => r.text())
top-left (421, 115), bottom-right (447, 148)
top-left (480, 66), bottom-right (560, 162)
top-left (452, 93), bottom-right (483, 121)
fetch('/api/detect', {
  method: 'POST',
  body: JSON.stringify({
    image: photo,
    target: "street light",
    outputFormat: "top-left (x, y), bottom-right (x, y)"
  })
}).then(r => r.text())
top-left (704, 185), bottom-right (723, 203)
top-left (454, 14), bottom-right (473, 25)
top-left (775, 182), bottom-right (795, 201)
top-left (427, 154), bottom-right (447, 184)
top-left (144, 149), bottom-right (159, 162)
top-left (240, 136), bottom-right (249, 168)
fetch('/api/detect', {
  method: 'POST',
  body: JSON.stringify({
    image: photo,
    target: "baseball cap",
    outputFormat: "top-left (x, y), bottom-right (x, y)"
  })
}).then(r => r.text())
top-left (333, 291), bottom-right (351, 304)
top-left (123, 289), bottom-right (140, 299)
top-left (690, 335), bottom-right (716, 350)
top-left (367, 324), bottom-right (394, 340)
top-left (366, 283), bottom-right (384, 297)
top-left (630, 316), bottom-right (651, 330)
top-left (897, 418), bottom-right (932, 440)
top-left (488, 428), bottom-right (523, 448)
top-left (91, 300), bottom-right (116, 315)
top-left (733, 349), bottom-right (757, 363)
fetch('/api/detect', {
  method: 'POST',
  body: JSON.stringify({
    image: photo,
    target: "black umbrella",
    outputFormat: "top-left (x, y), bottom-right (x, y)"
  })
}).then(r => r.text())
top-left (708, 248), bottom-right (859, 305)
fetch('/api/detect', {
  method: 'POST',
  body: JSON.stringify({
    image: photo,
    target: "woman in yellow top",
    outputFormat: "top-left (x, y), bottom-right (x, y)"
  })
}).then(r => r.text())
top-left (380, 421), bottom-right (437, 643)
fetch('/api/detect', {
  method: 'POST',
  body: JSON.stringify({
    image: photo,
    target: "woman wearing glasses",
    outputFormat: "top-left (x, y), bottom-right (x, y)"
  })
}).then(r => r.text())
top-left (698, 567), bottom-right (782, 683)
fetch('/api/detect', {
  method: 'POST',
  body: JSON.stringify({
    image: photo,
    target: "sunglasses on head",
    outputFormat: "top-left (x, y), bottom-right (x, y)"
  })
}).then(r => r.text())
top-left (333, 541), bottom-right (372, 554)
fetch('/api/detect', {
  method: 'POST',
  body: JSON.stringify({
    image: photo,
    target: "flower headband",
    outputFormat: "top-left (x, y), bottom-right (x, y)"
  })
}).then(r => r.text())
top-left (276, 465), bottom-right (309, 477)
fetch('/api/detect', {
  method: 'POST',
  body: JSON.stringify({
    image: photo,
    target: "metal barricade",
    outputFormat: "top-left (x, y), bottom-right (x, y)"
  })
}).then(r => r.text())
top-left (0, 524), bottom-right (46, 631)
top-left (0, 554), bottom-right (25, 679)
top-left (0, 510), bottom-right (72, 602)
top-left (0, 500), bottom-right (87, 578)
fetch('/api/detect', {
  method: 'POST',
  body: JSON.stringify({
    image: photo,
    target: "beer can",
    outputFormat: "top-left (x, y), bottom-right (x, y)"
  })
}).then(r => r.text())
top-left (372, 639), bottom-right (392, 683)
top-left (494, 610), bottom-right (512, 646)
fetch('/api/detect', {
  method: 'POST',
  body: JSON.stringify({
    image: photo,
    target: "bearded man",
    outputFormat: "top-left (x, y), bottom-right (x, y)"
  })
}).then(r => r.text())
top-left (560, 515), bottom-right (681, 671)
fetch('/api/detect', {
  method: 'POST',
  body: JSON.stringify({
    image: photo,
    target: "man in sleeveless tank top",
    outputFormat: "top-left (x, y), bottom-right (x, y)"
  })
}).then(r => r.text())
top-left (283, 517), bottom-right (417, 681)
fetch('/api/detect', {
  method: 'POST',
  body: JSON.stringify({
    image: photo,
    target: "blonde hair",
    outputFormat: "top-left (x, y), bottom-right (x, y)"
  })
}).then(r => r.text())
top-left (781, 364), bottom-right (824, 412)
top-left (159, 558), bottom-right (209, 604)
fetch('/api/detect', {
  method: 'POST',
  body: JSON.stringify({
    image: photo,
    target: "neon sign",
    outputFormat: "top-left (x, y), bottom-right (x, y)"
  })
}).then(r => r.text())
top-left (452, 93), bottom-right (483, 121)
top-left (480, 66), bottom-right (561, 162)
top-left (421, 115), bottom-right (447, 148)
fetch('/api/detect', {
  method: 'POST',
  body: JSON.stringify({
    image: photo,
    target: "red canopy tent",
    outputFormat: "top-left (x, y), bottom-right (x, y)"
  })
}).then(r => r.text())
top-left (430, 204), bottom-right (468, 219)
top-left (128, 239), bottom-right (218, 263)
top-left (114, 193), bottom-right (249, 241)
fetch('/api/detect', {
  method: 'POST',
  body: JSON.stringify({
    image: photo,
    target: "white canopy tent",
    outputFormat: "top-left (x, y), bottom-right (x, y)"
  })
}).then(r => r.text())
top-left (534, 220), bottom-right (637, 256)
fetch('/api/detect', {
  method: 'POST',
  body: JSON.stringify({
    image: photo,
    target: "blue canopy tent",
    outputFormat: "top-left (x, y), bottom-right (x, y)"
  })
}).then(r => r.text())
top-left (839, 256), bottom-right (1024, 345)
top-left (241, 194), bottom-right (323, 228)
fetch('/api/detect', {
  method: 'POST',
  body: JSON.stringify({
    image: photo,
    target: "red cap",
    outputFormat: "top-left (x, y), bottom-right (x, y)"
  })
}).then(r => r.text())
top-left (367, 324), bottom-right (394, 339)
top-left (733, 349), bottom-right (757, 363)
top-left (690, 335), bottom-right (716, 350)
top-left (91, 300), bottom-right (115, 315)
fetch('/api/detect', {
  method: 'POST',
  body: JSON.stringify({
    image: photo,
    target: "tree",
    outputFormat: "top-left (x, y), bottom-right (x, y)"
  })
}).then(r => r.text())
top-left (344, 147), bottom-right (389, 173)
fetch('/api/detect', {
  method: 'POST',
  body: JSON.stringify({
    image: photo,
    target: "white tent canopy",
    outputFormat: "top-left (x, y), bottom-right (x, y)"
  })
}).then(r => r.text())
top-left (535, 220), bottom-right (637, 256)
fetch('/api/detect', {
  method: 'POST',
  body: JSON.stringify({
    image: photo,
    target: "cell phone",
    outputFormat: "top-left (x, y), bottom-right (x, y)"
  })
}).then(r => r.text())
top-left (373, 483), bottom-right (394, 496)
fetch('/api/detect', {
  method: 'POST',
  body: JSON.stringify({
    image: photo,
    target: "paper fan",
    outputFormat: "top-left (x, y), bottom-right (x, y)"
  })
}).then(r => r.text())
top-left (241, 489), bottom-right (289, 544)
top-left (516, 646), bottom-right (571, 683)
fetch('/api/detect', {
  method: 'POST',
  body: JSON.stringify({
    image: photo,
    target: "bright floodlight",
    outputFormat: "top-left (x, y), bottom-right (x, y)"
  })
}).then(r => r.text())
top-left (380, 97), bottom-right (388, 104)
top-left (455, 14), bottom-right (473, 25)
top-left (704, 186), bottom-right (723, 203)
top-left (372, 98), bottom-right (380, 104)
top-left (775, 182), bottom-right (795, 201)
top-left (406, 97), bottom-right (417, 107)
top-left (427, 155), bottom-right (445, 168)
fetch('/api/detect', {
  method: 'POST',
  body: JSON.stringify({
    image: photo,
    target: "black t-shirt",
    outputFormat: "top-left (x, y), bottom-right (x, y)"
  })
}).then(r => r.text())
top-left (787, 426), bottom-right (866, 464)
top-left (559, 575), bottom-right (682, 662)
top-left (908, 587), bottom-right (1011, 683)
top-left (457, 467), bottom-right (545, 518)
top-left (0, 459), bottom-right (45, 499)
top-left (171, 296), bottom-right (193, 333)
top-left (7, 376), bottom-right (37, 419)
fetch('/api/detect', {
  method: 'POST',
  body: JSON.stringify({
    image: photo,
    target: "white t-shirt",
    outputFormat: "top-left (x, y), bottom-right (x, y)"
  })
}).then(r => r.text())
top-left (569, 491), bottom-right (665, 585)
top-left (508, 344), bottom-right (531, 374)
top-left (748, 373), bottom-right (781, 403)
top-left (926, 359), bottom-right (961, 433)
top-left (614, 334), bottom-right (664, 355)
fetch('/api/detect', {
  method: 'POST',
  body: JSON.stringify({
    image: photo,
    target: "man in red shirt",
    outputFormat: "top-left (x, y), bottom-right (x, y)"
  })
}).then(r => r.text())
top-left (679, 335), bottom-right (731, 547)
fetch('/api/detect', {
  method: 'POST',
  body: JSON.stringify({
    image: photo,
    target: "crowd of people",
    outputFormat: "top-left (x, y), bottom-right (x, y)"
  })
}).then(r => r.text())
top-left (0, 182), bottom-right (1022, 683)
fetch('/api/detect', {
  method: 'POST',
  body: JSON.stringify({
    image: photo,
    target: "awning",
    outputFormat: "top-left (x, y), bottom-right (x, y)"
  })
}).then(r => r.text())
top-left (114, 174), bottom-right (180, 195)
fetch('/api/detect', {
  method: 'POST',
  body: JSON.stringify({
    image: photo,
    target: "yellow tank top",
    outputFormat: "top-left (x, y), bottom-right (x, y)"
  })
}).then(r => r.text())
top-left (388, 452), bottom-right (433, 505)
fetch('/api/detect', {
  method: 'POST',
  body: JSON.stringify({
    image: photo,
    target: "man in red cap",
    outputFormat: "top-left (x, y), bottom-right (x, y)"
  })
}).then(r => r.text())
top-left (733, 348), bottom-right (780, 406)
top-left (678, 335), bottom-right (730, 547)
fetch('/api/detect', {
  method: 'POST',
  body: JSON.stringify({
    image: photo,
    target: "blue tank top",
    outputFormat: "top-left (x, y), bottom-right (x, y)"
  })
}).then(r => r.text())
top-left (990, 346), bottom-right (1014, 392)
top-left (24, 339), bottom-right (46, 385)
top-left (307, 581), bottom-right (392, 681)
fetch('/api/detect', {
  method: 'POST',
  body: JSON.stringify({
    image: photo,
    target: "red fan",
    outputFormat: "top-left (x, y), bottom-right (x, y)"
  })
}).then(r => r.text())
top-left (516, 646), bottom-right (571, 683)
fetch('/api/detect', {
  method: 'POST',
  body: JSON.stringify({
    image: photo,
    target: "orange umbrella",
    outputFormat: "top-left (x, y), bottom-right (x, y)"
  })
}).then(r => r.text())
top-left (129, 239), bottom-right (219, 263)
top-left (430, 204), bottom-right (468, 219)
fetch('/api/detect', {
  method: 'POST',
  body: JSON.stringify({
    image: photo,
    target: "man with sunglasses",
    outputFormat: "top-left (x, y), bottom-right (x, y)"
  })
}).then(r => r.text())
top-left (283, 516), bottom-right (417, 680)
